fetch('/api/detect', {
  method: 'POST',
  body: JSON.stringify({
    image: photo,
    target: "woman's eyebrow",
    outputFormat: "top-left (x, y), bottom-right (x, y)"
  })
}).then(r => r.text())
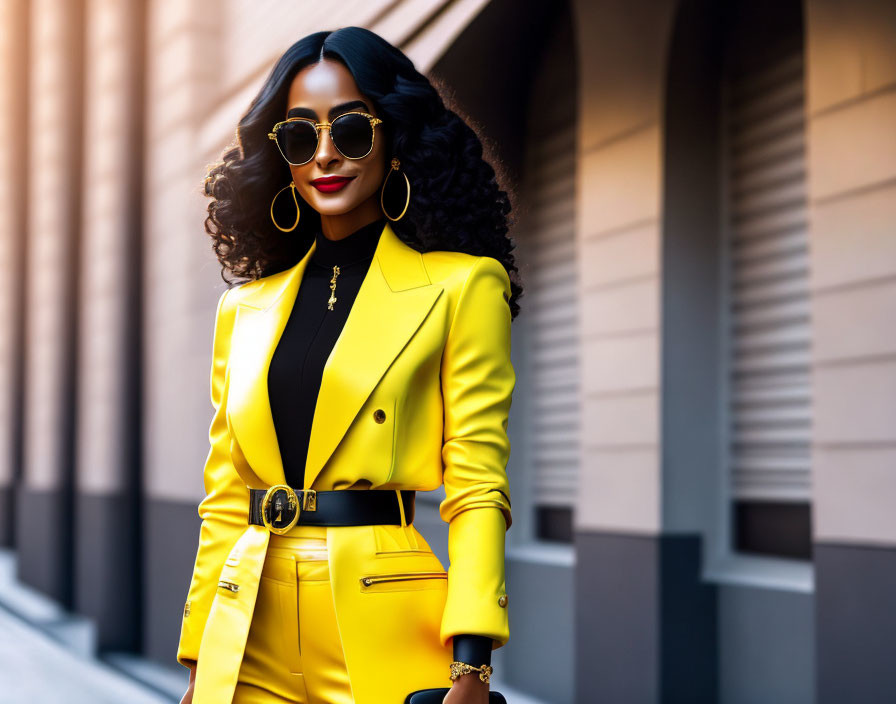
top-left (286, 99), bottom-right (370, 120)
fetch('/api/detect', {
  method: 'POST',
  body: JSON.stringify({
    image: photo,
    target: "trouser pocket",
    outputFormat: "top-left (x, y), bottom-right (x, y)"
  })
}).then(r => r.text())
top-left (358, 570), bottom-right (448, 592)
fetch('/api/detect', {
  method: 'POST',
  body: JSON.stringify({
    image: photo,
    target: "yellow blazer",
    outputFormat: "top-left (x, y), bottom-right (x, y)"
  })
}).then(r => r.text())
top-left (177, 221), bottom-right (515, 703)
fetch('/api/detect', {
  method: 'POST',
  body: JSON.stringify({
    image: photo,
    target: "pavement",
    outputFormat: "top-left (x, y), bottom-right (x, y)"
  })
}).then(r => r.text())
top-left (0, 548), bottom-right (182, 703)
top-left (0, 603), bottom-right (173, 703)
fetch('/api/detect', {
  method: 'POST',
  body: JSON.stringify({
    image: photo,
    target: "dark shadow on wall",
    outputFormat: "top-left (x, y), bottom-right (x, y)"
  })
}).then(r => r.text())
top-left (661, 0), bottom-right (726, 701)
top-left (430, 0), bottom-right (559, 191)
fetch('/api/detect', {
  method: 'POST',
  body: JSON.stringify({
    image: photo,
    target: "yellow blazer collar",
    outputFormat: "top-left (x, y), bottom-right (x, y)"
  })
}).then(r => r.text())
top-left (226, 220), bottom-right (444, 490)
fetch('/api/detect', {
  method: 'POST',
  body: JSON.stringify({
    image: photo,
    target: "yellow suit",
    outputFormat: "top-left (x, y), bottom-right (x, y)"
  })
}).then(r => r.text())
top-left (177, 221), bottom-right (515, 703)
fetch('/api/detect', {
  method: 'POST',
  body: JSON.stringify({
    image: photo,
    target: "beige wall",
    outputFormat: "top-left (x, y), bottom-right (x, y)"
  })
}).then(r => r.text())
top-left (23, 0), bottom-right (84, 491)
top-left (75, 0), bottom-right (143, 495)
top-left (571, 0), bottom-right (677, 534)
top-left (571, 0), bottom-right (896, 551)
top-left (3, 0), bottom-right (890, 532)
top-left (805, 0), bottom-right (896, 547)
top-left (0, 0), bottom-right (28, 491)
top-left (143, 0), bottom-right (222, 503)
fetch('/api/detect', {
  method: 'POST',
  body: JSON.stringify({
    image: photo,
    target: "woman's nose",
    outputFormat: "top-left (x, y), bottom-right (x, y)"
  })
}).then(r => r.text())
top-left (315, 126), bottom-right (339, 167)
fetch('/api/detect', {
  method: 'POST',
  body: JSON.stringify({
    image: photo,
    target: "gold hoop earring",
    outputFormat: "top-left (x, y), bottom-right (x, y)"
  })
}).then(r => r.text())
top-left (380, 157), bottom-right (410, 222)
top-left (271, 180), bottom-right (300, 232)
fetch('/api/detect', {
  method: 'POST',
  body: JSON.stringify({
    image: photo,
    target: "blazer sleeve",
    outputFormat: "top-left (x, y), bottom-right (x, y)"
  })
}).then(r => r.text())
top-left (176, 286), bottom-right (250, 668)
top-left (438, 255), bottom-right (515, 650)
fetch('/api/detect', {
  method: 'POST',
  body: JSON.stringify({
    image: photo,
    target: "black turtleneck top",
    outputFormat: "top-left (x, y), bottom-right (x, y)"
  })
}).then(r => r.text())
top-left (268, 216), bottom-right (386, 491)
top-left (266, 217), bottom-right (492, 667)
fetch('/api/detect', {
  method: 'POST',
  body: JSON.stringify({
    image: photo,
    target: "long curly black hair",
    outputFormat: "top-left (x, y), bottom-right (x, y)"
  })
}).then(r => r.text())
top-left (202, 26), bottom-right (522, 320)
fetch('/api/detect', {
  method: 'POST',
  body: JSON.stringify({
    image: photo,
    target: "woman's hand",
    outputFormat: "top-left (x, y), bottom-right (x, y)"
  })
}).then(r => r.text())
top-left (179, 661), bottom-right (197, 704)
top-left (442, 672), bottom-right (489, 704)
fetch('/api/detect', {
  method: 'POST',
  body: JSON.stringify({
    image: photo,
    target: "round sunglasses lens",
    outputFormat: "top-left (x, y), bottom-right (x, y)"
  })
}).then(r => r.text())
top-left (278, 121), bottom-right (317, 164)
top-left (331, 113), bottom-right (375, 159)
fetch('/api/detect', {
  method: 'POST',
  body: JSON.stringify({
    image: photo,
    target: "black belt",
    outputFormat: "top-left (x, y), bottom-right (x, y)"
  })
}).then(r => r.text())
top-left (248, 486), bottom-right (415, 533)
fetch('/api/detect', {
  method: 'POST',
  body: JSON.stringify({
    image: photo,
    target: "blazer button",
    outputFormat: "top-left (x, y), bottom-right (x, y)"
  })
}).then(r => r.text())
top-left (498, 594), bottom-right (508, 608)
top-left (373, 408), bottom-right (387, 423)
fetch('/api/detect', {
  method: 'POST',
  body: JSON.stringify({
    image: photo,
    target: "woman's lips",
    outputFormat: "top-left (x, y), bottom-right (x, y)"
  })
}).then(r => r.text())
top-left (311, 176), bottom-right (355, 193)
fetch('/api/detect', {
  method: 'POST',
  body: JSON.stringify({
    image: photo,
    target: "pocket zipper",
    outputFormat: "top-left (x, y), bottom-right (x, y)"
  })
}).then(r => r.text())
top-left (218, 579), bottom-right (240, 593)
top-left (359, 571), bottom-right (447, 588)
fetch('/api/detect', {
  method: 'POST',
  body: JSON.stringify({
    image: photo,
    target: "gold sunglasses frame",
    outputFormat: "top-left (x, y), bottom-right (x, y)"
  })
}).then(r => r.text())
top-left (267, 111), bottom-right (384, 166)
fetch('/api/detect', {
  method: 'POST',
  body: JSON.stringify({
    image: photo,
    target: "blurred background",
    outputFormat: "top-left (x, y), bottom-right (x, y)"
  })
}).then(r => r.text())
top-left (0, 0), bottom-right (894, 702)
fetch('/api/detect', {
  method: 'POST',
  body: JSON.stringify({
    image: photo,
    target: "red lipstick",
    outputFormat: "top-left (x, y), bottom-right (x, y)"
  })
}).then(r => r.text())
top-left (311, 175), bottom-right (355, 193)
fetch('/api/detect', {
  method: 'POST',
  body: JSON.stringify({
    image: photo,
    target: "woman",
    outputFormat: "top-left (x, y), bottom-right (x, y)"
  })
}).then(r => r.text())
top-left (177, 26), bottom-right (522, 704)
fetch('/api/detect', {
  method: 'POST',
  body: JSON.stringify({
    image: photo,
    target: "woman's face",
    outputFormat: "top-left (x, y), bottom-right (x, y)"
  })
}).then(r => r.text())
top-left (282, 59), bottom-right (387, 222)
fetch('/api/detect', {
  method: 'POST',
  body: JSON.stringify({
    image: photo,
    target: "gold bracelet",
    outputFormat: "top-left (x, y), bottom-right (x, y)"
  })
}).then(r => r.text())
top-left (449, 660), bottom-right (493, 684)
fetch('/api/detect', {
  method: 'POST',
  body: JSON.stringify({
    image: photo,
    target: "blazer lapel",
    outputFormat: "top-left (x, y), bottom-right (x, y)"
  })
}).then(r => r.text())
top-left (226, 221), bottom-right (444, 490)
top-left (226, 240), bottom-right (314, 488)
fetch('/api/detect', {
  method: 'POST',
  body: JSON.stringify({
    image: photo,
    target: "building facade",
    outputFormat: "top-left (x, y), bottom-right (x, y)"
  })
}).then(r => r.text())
top-left (0, 1), bottom-right (893, 702)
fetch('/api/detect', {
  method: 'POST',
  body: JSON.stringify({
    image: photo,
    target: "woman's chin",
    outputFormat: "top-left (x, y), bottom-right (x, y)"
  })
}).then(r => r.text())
top-left (302, 191), bottom-right (355, 216)
top-left (309, 197), bottom-right (381, 219)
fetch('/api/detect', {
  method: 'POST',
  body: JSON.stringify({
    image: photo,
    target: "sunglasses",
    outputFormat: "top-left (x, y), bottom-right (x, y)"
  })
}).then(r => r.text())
top-left (267, 111), bottom-right (384, 166)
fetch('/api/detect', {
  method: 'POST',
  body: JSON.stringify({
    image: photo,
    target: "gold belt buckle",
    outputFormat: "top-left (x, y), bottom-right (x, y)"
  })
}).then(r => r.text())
top-left (261, 485), bottom-right (316, 535)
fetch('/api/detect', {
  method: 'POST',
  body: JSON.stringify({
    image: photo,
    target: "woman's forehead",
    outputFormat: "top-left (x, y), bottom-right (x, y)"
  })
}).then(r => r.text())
top-left (287, 60), bottom-right (362, 106)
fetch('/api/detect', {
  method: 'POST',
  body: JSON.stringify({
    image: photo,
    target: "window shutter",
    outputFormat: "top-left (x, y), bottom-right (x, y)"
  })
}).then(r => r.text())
top-left (518, 23), bottom-right (580, 515)
top-left (723, 46), bottom-right (812, 503)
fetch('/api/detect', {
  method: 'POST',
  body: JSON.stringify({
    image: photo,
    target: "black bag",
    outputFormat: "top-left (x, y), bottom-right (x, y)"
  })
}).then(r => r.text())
top-left (404, 688), bottom-right (507, 703)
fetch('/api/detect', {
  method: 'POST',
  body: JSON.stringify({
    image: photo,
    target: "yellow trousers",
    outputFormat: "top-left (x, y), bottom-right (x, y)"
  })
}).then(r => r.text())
top-left (233, 524), bottom-right (354, 703)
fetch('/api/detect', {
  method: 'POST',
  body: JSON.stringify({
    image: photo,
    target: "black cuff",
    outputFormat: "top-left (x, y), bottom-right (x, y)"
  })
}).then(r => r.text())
top-left (452, 634), bottom-right (492, 667)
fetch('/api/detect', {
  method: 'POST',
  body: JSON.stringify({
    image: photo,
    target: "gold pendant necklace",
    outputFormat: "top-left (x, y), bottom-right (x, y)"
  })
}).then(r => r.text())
top-left (327, 265), bottom-right (340, 310)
